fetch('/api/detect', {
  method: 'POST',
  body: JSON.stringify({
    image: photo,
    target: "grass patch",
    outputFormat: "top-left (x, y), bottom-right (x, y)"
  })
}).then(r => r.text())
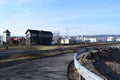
top-left (0, 42), bottom-right (120, 69)
top-left (0, 42), bottom-right (120, 52)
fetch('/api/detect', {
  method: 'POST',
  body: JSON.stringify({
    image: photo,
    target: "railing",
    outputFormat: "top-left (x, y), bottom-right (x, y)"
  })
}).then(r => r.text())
top-left (74, 49), bottom-right (103, 80)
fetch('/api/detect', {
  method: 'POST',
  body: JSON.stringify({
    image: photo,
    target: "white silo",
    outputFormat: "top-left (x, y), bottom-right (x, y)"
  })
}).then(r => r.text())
top-left (3, 30), bottom-right (11, 43)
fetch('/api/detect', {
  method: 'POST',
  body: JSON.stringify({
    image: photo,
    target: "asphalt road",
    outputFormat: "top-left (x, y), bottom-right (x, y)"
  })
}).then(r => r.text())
top-left (0, 53), bottom-right (75, 80)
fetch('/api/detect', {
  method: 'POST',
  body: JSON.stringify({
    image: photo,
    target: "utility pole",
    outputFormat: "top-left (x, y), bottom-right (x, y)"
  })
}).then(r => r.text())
top-left (81, 35), bottom-right (84, 42)
top-left (66, 28), bottom-right (69, 38)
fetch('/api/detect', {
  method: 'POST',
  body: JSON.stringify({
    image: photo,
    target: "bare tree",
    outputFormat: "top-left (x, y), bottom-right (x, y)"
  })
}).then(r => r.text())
top-left (53, 31), bottom-right (62, 44)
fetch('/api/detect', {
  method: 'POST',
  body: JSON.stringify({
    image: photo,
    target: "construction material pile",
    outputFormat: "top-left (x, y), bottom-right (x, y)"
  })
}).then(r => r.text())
top-left (79, 47), bottom-right (120, 80)
top-left (68, 47), bottom-right (120, 80)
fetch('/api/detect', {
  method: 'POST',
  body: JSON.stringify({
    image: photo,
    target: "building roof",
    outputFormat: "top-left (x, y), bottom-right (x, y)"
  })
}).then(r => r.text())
top-left (3, 30), bottom-right (10, 33)
top-left (25, 29), bottom-right (53, 34)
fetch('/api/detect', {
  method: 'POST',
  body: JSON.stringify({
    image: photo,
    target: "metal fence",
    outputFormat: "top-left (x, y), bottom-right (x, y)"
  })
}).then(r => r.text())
top-left (74, 49), bottom-right (103, 80)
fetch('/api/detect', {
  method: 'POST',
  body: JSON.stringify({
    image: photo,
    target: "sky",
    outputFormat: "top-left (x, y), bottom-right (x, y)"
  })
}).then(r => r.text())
top-left (0, 0), bottom-right (120, 36)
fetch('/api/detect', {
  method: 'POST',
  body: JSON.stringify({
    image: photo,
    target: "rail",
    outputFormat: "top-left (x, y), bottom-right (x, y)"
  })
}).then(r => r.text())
top-left (74, 49), bottom-right (103, 80)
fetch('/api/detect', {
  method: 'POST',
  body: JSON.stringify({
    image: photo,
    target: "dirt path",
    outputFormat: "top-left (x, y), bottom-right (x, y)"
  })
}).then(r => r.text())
top-left (0, 53), bottom-right (75, 80)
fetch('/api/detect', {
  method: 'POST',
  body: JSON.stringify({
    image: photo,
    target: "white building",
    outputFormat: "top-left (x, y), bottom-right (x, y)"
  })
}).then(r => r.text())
top-left (89, 38), bottom-right (97, 42)
top-left (116, 38), bottom-right (120, 41)
top-left (107, 37), bottom-right (114, 42)
top-left (75, 36), bottom-right (82, 43)
top-left (60, 39), bottom-right (70, 44)
top-left (83, 37), bottom-right (97, 43)
top-left (3, 30), bottom-right (11, 43)
top-left (97, 37), bottom-right (107, 42)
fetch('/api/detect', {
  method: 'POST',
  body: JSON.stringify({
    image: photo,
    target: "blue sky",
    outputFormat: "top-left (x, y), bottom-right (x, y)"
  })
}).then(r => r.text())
top-left (0, 0), bottom-right (120, 36)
